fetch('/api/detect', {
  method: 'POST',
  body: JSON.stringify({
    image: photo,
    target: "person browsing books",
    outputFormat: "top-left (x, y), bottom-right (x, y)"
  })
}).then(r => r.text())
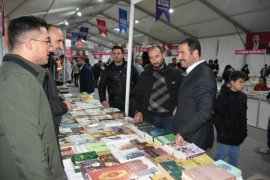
top-left (174, 38), bottom-right (217, 150)
top-left (213, 71), bottom-right (248, 166)
top-left (0, 16), bottom-right (67, 179)
top-left (133, 45), bottom-right (182, 133)
top-left (44, 24), bottom-right (72, 136)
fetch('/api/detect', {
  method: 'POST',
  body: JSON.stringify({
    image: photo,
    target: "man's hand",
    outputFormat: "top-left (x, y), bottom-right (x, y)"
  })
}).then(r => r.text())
top-left (172, 106), bottom-right (177, 116)
top-left (175, 133), bottom-right (185, 146)
top-left (133, 112), bottom-right (143, 123)
top-left (63, 100), bottom-right (72, 112)
top-left (102, 100), bottom-right (110, 108)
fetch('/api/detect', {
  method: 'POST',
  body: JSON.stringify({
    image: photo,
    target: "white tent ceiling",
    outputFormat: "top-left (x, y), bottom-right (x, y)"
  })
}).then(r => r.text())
top-left (5, 0), bottom-right (270, 49)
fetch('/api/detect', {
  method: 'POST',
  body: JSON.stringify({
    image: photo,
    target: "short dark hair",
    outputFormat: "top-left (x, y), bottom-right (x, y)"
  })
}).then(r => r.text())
top-left (148, 45), bottom-right (165, 54)
top-left (112, 46), bottom-right (124, 54)
top-left (229, 71), bottom-right (247, 82)
top-left (8, 16), bottom-right (48, 48)
top-left (179, 38), bottom-right (201, 56)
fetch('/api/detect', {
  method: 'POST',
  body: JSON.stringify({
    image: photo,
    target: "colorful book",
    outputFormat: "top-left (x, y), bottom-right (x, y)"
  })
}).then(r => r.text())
top-left (150, 172), bottom-right (174, 180)
top-left (144, 148), bottom-right (168, 159)
top-left (130, 139), bottom-right (155, 150)
top-left (171, 143), bottom-right (205, 159)
top-left (154, 133), bottom-right (175, 145)
top-left (86, 142), bottom-right (110, 156)
top-left (71, 151), bottom-right (98, 172)
top-left (88, 163), bottom-right (135, 180)
top-left (182, 164), bottom-right (236, 180)
top-left (214, 160), bottom-right (242, 178)
top-left (175, 154), bottom-right (214, 169)
top-left (158, 161), bottom-right (184, 180)
top-left (60, 147), bottom-right (74, 159)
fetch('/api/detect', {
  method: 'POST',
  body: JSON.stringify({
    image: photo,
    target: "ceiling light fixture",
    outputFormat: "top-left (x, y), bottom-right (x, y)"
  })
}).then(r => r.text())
top-left (76, 8), bottom-right (79, 11)
top-left (77, 11), bottom-right (82, 16)
top-left (64, 20), bottom-right (69, 26)
top-left (135, 19), bottom-right (139, 24)
top-left (169, 8), bottom-right (174, 14)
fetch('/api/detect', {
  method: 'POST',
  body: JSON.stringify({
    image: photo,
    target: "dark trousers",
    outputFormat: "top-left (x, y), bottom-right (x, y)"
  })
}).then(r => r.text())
top-left (144, 114), bottom-right (174, 133)
top-left (73, 73), bottom-right (79, 87)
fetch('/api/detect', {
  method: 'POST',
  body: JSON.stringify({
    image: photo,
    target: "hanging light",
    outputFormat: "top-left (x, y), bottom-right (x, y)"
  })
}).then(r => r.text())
top-left (135, 19), bottom-right (139, 24)
top-left (169, 8), bottom-right (174, 14)
top-left (64, 20), bottom-right (69, 26)
top-left (77, 11), bottom-right (82, 17)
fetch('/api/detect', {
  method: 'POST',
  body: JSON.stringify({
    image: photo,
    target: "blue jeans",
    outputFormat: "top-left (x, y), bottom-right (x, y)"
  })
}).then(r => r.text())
top-left (144, 114), bottom-right (174, 133)
top-left (214, 143), bottom-right (240, 167)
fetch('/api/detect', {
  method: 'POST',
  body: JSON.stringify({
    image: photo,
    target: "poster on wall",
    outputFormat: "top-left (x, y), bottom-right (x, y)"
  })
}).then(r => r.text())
top-left (246, 32), bottom-right (270, 54)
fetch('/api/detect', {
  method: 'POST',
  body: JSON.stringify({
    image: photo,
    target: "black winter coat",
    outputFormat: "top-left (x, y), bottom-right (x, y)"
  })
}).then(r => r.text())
top-left (98, 61), bottom-right (139, 109)
top-left (134, 64), bottom-right (182, 117)
top-left (213, 85), bottom-right (247, 146)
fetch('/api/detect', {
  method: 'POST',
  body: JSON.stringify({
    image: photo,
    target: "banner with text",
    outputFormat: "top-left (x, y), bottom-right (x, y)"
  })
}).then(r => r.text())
top-left (96, 19), bottom-right (108, 37)
top-left (235, 49), bottom-right (266, 55)
top-left (119, 8), bottom-right (127, 34)
top-left (156, 0), bottom-right (170, 22)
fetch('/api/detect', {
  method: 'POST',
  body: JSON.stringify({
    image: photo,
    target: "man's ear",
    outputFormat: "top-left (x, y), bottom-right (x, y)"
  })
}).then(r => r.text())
top-left (192, 49), bottom-right (199, 58)
top-left (24, 39), bottom-right (33, 51)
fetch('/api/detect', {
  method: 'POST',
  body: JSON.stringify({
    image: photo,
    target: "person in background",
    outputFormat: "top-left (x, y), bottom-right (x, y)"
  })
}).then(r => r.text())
top-left (213, 71), bottom-right (248, 167)
top-left (72, 59), bottom-right (80, 86)
top-left (174, 38), bottom-right (217, 150)
top-left (61, 55), bottom-right (72, 84)
top-left (221, 65), bottom-right (234, 90)
top-left (256, 92), bottom-right (270, 154)
top-left (241, 64), bottom-right (250, 80)
top-left (133, 46), bottom-right (181, 133)
top-left (208, 59), bottom-right (214, 70)
top-left (98, 46), bottom-right (139, 116)
top-left (134, 55), bottom-right (144, 76)
top-left (45, 24), bottom-right (72, 136)
top-left (168, 57), bottom-right (177, 68)
top-left (77, 56), bottom-right (95, 94)
top-left (254, 76), bottom-right (270, 91)
top-left (92, 60), bottom-right (103, 87)
top-left (0, 16), bottom-right (67, 179)
top-left (213, 59), bottom-right (219, 77)
top-left (260, 64), bottom-right (269, 77)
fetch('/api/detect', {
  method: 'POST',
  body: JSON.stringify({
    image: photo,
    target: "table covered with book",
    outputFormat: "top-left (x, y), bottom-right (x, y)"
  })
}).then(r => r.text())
top-left (59, 92), bottom-right (243, 180)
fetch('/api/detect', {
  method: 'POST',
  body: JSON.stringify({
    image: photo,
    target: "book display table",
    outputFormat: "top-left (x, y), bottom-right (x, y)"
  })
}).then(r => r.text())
top-left (59, 93), bottom-right (243, 180)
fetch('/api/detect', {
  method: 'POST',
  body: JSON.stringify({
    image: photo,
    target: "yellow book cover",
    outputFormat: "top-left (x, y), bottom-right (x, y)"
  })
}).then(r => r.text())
top-left (150, 172), bottom-right (174, 180)
top-left (175, 154), bottom-right (214, 169)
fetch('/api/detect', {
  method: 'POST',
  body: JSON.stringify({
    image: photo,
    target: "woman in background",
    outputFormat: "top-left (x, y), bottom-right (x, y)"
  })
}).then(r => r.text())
top-left (254, 76), bottom-right (270, 91)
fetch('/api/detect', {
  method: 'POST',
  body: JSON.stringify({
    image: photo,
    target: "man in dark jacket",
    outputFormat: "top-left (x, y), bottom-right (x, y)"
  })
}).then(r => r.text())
top-left (98, 46), bottom-right (139, 116)
top-left (133, 46), bottom-right (181, 132)
top-left (174, 38), bottom-right (217, 150)
top-left (77, 56), bottom-right (95, 94)
top-left (44, 24), bottom-right (72, 135)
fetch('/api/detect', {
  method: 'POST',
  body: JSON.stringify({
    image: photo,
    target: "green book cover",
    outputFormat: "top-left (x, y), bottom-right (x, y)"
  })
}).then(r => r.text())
top-left (159, 161), bottom-right (184, 180)
top-left (155, 134), bottom-right (175, 145)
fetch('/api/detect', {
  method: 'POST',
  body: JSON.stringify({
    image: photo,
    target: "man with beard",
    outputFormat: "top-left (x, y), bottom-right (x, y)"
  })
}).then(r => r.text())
top-left (133, 46), bottom-right (181, 133)
top-left (44, 24), bottom-right (72, 136)
top-left (98, 46), bottom-right (139, 116)
top-left (174, 38), bottom-right (217, 150)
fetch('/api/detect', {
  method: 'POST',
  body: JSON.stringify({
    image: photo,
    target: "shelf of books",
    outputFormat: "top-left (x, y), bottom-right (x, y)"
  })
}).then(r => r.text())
top-left (60, 92), bottom-right (243, 180)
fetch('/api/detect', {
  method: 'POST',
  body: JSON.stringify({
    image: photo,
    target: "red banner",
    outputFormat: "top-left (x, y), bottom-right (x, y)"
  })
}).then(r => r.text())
top-left (96, 19), bottom-right (107, 37)
top-left (235, 49), bottom-right (266, 55)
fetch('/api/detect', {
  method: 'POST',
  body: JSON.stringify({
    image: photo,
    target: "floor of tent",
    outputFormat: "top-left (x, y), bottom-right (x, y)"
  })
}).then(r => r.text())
top-left (93, 88), bottom-right (270, 179)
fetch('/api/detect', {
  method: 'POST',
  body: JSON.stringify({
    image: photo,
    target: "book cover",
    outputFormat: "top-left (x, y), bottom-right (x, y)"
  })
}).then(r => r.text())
top-left (152, 154), bottom-right (176, 164)
top-left (71, 151), bottom-right (98, 172)
top-left (130, 139), bottom-right (155, 150)
top-left (182, 164), bottom-right (236, 180)
top-left (88, 163), bottom-right (135, 180)
top-left (173, 143), bottom-right (205, 159)
top-left (99, 154), bottom-right (120, 167)
top-left (144, 148), bottom-right (168, 159)
top-left (158, 161), bottom-right (184, 180)
top-left (60, 147), bottom-right (74, 159)
top-left (146, 127), bottom-right (169, 137)
top-left (125, 158), bottom-right (160, 178)
top-left (112, 148), bottom-right (145, 163)
top-left (150, 172), bottom-right (174, 180)
top-left (86, 142), bottom-right (110, 156)
top-left (175, 154), bottom-right (214, 169)
top-left (154, 133), bottom-right (175, 146)
top-left (214, 160), bottom-right (242, 178)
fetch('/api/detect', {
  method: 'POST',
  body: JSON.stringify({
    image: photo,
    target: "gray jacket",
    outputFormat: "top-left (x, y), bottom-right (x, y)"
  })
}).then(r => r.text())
top-left (0, 54), bottom-right (67, 180)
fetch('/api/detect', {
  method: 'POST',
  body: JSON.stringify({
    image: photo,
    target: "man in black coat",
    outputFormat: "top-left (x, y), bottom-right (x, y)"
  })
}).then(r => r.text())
top-left (174, 38), bottom-right (217, 150)
top-left (98, 46), bottom-right (139, 116)
top-left (44, 25), bottom-right (72, 135)
top-left (77, 57), bottom-right (95, 94)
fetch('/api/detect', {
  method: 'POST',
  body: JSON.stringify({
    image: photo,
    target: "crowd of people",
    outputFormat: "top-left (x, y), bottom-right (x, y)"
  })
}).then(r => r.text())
top-left (1, 15), bottom-right (270, 180)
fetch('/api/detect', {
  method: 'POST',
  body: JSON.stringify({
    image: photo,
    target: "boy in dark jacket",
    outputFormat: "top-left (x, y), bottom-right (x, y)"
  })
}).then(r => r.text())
top-left (213, 71), bottom-right (247, 167)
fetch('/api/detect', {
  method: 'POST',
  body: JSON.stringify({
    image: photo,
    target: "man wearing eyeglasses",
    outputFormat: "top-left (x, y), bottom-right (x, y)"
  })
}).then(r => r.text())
top-left (43, 24), bottom-right (72, 136)
top-left (0, 16), bottom-right (67, 179)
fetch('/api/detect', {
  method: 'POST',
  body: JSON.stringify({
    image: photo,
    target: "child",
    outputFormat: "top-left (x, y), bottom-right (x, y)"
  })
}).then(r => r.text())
top-left (213, 71), bottom-right (247, 167)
